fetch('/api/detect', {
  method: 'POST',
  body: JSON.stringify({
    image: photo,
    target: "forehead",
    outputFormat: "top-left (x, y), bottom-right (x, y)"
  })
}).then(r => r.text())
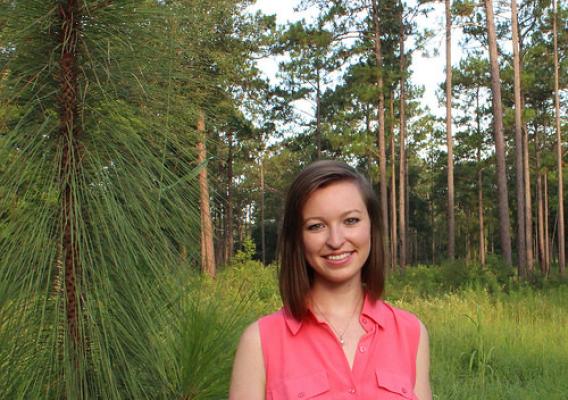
top-left (302, 180), bottom-right (366, 217)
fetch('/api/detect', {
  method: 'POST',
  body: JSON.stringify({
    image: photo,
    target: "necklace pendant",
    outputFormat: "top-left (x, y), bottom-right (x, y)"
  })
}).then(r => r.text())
top-left (339, 337), bottom-right (345, 346)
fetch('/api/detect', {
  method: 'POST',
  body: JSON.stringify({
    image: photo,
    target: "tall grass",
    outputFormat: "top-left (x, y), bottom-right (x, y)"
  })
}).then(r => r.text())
top-left (391, 286), bottom-right (568, 399)
top-left (215, 259), bottom-right (568, 399)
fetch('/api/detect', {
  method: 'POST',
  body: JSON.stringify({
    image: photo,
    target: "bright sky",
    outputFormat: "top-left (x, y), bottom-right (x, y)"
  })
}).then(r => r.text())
top-left (249, 0), bottom-right (463, 117)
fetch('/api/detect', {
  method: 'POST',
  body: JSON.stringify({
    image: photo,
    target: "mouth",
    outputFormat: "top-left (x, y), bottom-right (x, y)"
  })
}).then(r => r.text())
top-left (324, 251), bottom-right (354, 261)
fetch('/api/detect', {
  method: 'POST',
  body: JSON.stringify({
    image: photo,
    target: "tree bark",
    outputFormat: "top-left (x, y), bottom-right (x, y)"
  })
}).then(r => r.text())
top-left (398, 1), bottom-right (407, 268)
top-left (390, 96), bottom-right (398, 269)
top-left (536, 128), bottom-right (546, 273)
top-left (511, 0), bottom-right (527, 275)
top-left (371, 0), bottom-right (391, 269)
top-left (478, 163), bottom-right (486, 267)
top-left (523, 124), bottom-right (534, 272)
top-left (58, 0), bottom-right (82, 358)
top-left (544, 171), bottom-right (551, 273)
top-left (445, 0), bottom-right (456, 260)
top-left (316, 67), bottom-right (322, 159)
top-left (260, 157), bottom-right (266, 265)
top-left (197, 112), bottom-right (216, 277)
top-left (484, 0), bottom-right (513, 265)
top-left (476, 89), bottom-right (486, 266)
top-left (552, 0), bottom-right (565, 274)
top-left (224, 131), bottom-right (234, 264)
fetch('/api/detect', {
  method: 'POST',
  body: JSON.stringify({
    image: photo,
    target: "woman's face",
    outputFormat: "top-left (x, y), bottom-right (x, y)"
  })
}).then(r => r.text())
top-left (301, 180), bottom-right (371, 287)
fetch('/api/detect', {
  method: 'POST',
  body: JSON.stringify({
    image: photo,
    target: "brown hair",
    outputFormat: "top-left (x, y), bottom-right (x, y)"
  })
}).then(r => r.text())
top-left (278, 160), bottom-right (385, 320)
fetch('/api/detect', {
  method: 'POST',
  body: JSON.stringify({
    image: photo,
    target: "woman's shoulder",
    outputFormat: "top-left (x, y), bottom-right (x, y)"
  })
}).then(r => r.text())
top-left (376, 299), bottom-right (423, 334)
top-left (257, 308), bottom-right (294, 335)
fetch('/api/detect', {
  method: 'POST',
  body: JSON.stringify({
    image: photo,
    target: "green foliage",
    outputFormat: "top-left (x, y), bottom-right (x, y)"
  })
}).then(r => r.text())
top-left (166, 281), bottom-right (252, 400)
top-left (0, 0), bottom-right (263, 399)
top-left (386, 260), bottom-right (512, 299)
top-left (217, 259), bottom-right (568, 399)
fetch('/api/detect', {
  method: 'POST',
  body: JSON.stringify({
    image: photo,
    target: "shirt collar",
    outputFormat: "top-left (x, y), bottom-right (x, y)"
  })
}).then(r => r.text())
top-left (283, 294), bottom-right (386, 335)
top-left (360, 295), bottom-right (386, 329)
top-left (283, 309), bottom-right (303, 335)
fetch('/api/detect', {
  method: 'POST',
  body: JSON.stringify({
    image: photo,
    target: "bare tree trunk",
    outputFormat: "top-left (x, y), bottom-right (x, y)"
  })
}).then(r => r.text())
top-left (58, 0), bottom-right (83, 368)
top-left (405, 151), bottom-right (410, 263)
top-left (478, 171), bottom-right (486, 266)
top-left (398, 2), bottom-right (407, 269)
top-left (536, 130), bottom-right (546, 272)
top-left (484, 0), bottom-right (513, 265)
top-left (552, 0), bottom-right (565, 274)
top-left (224, 131), bottom-right (234, 264)
top-left (260, 157), bottom-right (266, 265)
top-left (475, 89), bottom-right (486, 266)
top-left (390, 96), bottom-right (398, 269)
top-left (544, 171), bottom-right (551, 273)
top-left (371, 0), bottom-right (391, 269)
top-left (523, 125), bottom-right (534, 272)
top-left (316, 67), bottom-right (322, 159)
top-left (197, 112), bottom-right (216, 277)
top-left (511, 0), bottom-right (527, 275)
top-left (445, 0), bottom-right (456, 260)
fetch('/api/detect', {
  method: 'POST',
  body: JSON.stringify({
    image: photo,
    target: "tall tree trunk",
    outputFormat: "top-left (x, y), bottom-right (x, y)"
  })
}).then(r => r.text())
top-left (478, 164), bottom-right (486, 267)
top-left (224, 131), bottom-right (234, 264)
top-left (58, 0), bottom-right (83, 365)
top-left (398, 1), bottom-right (407, 269)
top-left (536, 128), bottom-right (546, 272)
top-left (260, 157), bottom-right (266, 265)
top-left (552, 0), bottom-right (565, 274)
top-left (390, 96), bottom-right (398, 269)
top-left (405, 150), bottom-right (410, 263)
top-left (523, 124), bottom-right (534, 272)
top-left (316, 67), bottom-right (322, 159)
top-left (484, 0), bottom-right (513, 265)
top-left (476, 89), bottom-right (486, 266)
top-left (511, 0), bottom-right (527, 276)
top-left (445, 0), bottom-right (456, 260)
top-left (544, 171), bottom-right (551, 273)
top-left (197, 112), bottom-right (216, 277)
top-left (371, 0), bottom-right (391, 269)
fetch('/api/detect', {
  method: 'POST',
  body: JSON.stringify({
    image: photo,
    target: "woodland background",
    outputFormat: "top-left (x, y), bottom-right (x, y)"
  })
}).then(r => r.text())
top-left (0, 0), bottom-right (566, 398)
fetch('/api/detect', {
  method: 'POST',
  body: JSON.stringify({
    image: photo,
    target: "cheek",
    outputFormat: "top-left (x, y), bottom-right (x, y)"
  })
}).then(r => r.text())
top-left (302, 232), bottom-right (322, 255)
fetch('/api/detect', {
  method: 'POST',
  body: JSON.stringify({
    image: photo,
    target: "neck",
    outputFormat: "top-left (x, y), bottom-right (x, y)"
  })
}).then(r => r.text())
top-left (309, 281), bottom-right (365, 316)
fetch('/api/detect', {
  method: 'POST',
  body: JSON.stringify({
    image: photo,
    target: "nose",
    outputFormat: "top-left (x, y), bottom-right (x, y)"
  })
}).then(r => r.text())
top-left (326, 225), bottom-right (345, 249)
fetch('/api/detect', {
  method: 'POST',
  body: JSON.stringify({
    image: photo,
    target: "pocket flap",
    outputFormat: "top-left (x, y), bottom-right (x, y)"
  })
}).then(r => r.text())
top-left (375, 369), bottom-right (413, 398)
top-left (282, 371), bottom-right (329, 399)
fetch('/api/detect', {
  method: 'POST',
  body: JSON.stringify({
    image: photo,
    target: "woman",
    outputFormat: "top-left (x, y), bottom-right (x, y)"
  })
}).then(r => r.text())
top-left (229, 160), bottom-right (432, 400)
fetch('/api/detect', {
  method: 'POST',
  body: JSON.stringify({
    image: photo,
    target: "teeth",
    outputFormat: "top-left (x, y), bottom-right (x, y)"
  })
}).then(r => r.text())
top-left (327, 252), bottom-right (351, 261)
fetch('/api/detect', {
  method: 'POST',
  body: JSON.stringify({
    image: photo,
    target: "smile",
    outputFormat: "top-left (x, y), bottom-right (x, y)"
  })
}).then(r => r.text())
top-left (325, 252), bottom-right (353, 261)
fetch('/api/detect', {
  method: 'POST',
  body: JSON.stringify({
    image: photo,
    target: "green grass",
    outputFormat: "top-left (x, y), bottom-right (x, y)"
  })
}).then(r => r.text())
top-left (390, 286), bottom-right (568, 399)
top-left (216, 260), bottom-right (568, 399)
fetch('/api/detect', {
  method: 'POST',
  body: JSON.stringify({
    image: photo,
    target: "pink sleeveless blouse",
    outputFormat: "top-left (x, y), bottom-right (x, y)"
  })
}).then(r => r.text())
top-left (258, 296), bottom-right (421, 400)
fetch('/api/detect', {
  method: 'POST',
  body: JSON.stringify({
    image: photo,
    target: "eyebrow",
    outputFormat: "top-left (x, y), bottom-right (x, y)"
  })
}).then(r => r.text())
top-left (303, 209), bottom-right (364, 222)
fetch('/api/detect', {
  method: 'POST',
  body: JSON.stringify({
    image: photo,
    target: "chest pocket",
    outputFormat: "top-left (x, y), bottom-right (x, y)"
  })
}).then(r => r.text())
top-left (269, 371), bottom-right (330, 400)
top-left (375, 369), bottom-right (416, 399)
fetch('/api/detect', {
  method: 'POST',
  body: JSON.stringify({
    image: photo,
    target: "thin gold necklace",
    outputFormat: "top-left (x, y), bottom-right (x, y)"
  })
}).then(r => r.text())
top-left (313, 295), bottom-right (362, 346)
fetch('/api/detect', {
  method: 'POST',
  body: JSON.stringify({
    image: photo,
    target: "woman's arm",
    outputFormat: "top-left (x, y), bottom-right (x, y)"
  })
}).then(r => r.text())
top-left (229, 321), bottom-right (266, 400)
top-left (414, 320), bottom-right (432, 400)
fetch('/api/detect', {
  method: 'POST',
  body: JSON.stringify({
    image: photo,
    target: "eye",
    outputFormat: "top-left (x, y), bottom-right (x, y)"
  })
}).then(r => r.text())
top-left (306, 223), bottom-right (325, 231)
top-left (345, 217), bottom-right (360, 225)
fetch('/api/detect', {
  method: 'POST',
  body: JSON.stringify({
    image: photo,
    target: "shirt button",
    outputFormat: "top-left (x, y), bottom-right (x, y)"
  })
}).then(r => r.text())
top-left (401, 387), bottom-right (408, 394)
top-left (348, 388), bottom-right (356, 394)
top-left (361, 318), bottom-right (368, 324)
top-left (297, 392), bottom-right (305, 398)
top-left (359, 345), bottom-right (367, 353)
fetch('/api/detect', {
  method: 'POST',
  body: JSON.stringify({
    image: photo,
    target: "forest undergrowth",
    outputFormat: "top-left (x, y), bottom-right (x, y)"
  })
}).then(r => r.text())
top-left (206, 253), bottom-right (568, 400)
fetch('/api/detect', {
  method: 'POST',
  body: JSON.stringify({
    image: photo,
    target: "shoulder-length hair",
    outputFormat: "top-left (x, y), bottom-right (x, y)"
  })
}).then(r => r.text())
top-left (278, 160), bottom-right (385, 321)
